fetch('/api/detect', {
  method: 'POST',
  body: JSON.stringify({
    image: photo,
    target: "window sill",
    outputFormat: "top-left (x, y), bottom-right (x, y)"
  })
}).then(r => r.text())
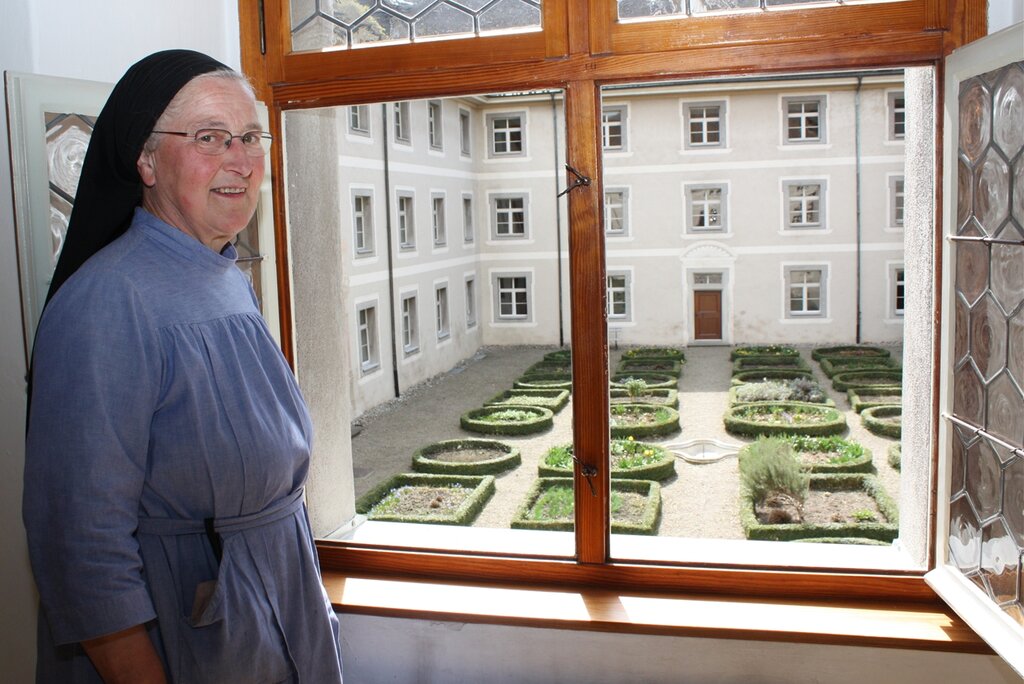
top-left (321, 570), bottom-right (992, 654)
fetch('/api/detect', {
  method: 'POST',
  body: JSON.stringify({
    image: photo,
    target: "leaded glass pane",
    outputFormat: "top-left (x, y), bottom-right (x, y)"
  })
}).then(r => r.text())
top-left (290, 0), bottom-right (542, 51)
top-left (948, 60), bottom-right (1024, 626)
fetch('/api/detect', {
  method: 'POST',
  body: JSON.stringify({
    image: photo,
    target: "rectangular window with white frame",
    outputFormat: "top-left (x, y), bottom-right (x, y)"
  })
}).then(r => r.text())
top-left (891, 265), bottom-right (905, 317)
top-left (435, 284), bottom-right (450, 339)
top-left (686, 184), bottom-right (727, 233)
top-left (888, 91), bottom-right (906, 140)
top-left (356, 303), bottom-right (380, 373)
top-left (393, 101), bottom-right (410, 144)
top-left (428, 100), bottom-right (443, 151)
top-left (493, 273), bottom-right (531, 321)
top-left (397, 193), bottom-right (415, 249)
top-left (491, 194), bottom-right (528, 239)
top-left (783, 180), bottom-right (826, 230)
top-left (348, 104), bottom-right (370, 136)
top-left (601, 104), bottom-right (627, 151)
top-left (890, 175), bottom-right (905, 228)
top-left (400, 293), bottom-right (419, 355)
top-left (783, 95), bottom-right (826, 144)
top-left (487, 112), bottom-right (524, 157)
top-left (465, 276), bottom-right (477, 328)
top-left (606, 272), bottom-right (631, 321)
top-left (785, 266), bottom-right (827, 318)
top-left (352, 191), bottom-right (374, 255)
top-left (432, 195), bottom-right (446, 245)
top-left (604, 188), bottom-right (629, 236)
top-left (459, 108), bottom-right (471, 156)
top-left (462, 195), bottom-right (474, 243)
top-left (684, 101), bottom-right (726, 149)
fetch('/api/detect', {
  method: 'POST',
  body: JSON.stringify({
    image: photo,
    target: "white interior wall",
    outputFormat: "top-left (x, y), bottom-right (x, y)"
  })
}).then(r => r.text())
top-left (0, 2), bottom-right (1020, 681)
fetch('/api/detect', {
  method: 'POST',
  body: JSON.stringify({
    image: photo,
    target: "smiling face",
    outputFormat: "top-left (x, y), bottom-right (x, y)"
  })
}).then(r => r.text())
top-left (137, 75), bottom-right (264, 252)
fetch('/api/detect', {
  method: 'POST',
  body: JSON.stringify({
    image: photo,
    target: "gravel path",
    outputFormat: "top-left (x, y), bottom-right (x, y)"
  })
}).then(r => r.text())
top-left (351, 345), bottom-right (902, 539)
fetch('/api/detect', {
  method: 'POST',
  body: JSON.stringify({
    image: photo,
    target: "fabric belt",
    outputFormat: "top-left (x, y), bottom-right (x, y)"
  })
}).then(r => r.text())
top-left (137, 487), bottom-right (305, 537)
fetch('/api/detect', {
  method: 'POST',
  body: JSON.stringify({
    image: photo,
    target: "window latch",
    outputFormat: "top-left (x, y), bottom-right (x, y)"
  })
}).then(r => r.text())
top-left (557, 163), bottom-right (591, 198)
top-left (571, 455), bottom-right (599, 496)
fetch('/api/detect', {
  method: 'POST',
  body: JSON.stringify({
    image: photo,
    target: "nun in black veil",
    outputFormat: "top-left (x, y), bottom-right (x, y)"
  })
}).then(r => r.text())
top-left (23, 50), bottom-right (344, 683)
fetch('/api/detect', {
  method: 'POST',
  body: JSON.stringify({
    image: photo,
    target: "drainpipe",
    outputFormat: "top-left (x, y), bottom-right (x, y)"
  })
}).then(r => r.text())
top-left (381, 103), bottom-right (401, 398)
top-left (551, 92), bottom-right (565, 348)
top-left (854, 76), bottom-right (863, 344)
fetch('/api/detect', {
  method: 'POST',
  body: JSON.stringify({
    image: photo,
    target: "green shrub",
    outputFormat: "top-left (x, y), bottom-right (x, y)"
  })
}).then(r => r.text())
top-left (609, 387), bottom-right (680, 408)
top-left (732, 356), bottom-right (809, 374)
top-left (460, 405), bottom-right (554, 436)
top-left (622, 347), bottom-right (685, 361)
top-left (731, 369), bottom-right (814, 385)
top-left (733, 378), bottom-right (827, 404)
top-left (623, 377), bottom-right (649, 400)
top-left (616, 358), bottom-right (683, 377)
top-left (811, 345), bottom-right (891, 362)
top-left (486, 388), bottom-right (570, 414)
top-left (738, 437), bottom-right (809, 509)
top-left (862, 404), bottom-right (902, 438)
top-left (610, 372), bottom-right (678, 390)
top-left (831, 369), bottom-right (903, 392)
top-left (847, 387), bottom-right (903, 413)
top-left (724, 401), bottom-right (847, 437)
top-left (514, 374), bottom-right (572, 391)
top-left (544, 349), bottom-right (571, 363)
top-left (888, 443), bottom-right (902, 470)
top-left (731, 345), bottom-right (800, 360)
top-left (819, 356), bottom-right (898, 378)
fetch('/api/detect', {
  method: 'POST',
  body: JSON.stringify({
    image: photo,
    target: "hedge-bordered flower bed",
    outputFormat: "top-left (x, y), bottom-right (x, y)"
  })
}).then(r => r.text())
top-left (730, 345), bottom-right (800, 360)
top-left (622, 346), bottom-right (686, 361)
top-left (862, 404), bottom-right (902, 438)
top-left (819, 355), bottom-right (899, 378)
top-left (610, 403), bottom-right (681, 438)
top-left (460, 405), bottom-right (554, 436)
top-left (609, 387), bottom-right (679, 408)
top-left (740, 473), bottom-right (898, 542)
top-left (538, 440), bottom-right (676, 481)
top-left (543, 349), bottom-right (571, 363)
top-left (514, 374), bottom-right (572, 391)
top-left (781, 435), bottom-right (874, 474)
top-left (355, 473), bottom-right (496, 526)
top-left (847, 386), bottom-right (903, 413)
top-left (511, 477), bottom-right (661, 535)
top-left (723, 401), bottom-right (847, 437)
top-left (522, 360), bottom-right (573, 376)
top-left (728, 379), bottom-right (832, 407)
top-left (811, 345), bottom-right (892, 362)
top-left (730, 369), bottom-right (814, 386)
top-left (412, 439), bottom-right (522, 476)
top-left (732, 356), bottom-right (809, 374)
top-left (616, 358), bottom-right (683, 377)
top-left (831, 369), bottom-right (903, 392)
top-left (486, 388), bottom-right (571, 414)
top-left (610, 372), bottom-right (678, 390)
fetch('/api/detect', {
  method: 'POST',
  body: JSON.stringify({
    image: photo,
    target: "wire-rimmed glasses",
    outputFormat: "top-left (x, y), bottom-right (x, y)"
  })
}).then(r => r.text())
top-left (152, 128), bottom-right (273, 156)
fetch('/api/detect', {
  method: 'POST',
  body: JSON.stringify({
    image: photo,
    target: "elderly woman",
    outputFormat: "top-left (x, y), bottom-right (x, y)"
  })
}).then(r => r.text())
top-left (24, 50), bottom-right (344, 683)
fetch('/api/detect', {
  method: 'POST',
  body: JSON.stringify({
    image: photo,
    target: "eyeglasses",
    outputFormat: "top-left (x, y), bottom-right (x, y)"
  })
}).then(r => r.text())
top-left (151, 128), bottom-right (273, 156)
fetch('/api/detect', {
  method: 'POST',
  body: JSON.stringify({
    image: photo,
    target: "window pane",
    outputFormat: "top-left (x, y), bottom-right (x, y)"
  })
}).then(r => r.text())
top-left (284, 90), bottom-right (573, 554)
top-left (290, 0), bottom-right (543, 52)
top-left (601, 72), bottom-right (910, 561)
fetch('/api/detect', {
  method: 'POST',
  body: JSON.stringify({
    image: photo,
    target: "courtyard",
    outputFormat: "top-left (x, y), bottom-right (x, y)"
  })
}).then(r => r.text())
top-left (350, 344), bottom-right (904, 540)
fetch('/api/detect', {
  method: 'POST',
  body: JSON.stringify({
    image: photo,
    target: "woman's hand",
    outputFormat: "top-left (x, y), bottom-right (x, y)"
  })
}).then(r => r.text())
top-left (82, 624), bottom-right (168, 684)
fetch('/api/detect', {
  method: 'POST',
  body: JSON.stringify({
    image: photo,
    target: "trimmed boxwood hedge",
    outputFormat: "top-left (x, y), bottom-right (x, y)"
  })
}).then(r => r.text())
top-left (460, 405), bottom-right (554, 436)
top-left (862, 404), bottom-right (902, 438)
top-left (609, 403), bottom-right (681, 438)
top-left (731, 369), bottom-right (814, 386)
top-left (486, 388), bottom-right (570, 414)
top-left (723, 401), bottom-right (847, 437)
top-left (355, 473), bottom-right (496, 525)
top-left (610, 372), bottom-right (678, 390)
top-left (522, 360), bottom-right (573, 376)
top-left (811, 345), bottom-right (892, 362)
top-left (731, 356), bottom-right (809, 374)
top-left (543, 349), bottom-right (571, 363)
top-left (831, 369), bottom-right (903, 392)
top-left (616, 358), bottom-right (684, 377)
top-left (621, 346), bottom-right (685, 361)
top-left (538, 440), bottom-right (676, 481)
top-left (412, 439), bottom-right (521, 476)
top-left (511, 477), bottom-right (662, 535)
top-left (740, 473), bottom-right (898, 542)
top-left (819, 356), bottom-right (899, 378)
top-left (514, 374), bottom-right (572, 391)
top-left (847, 386), bottom-right (903, 413)
top-left (609, 387), bottom-right (679, 408)
top-left (730, 345), bottom-right (800, 360)
top-left (888, 442), bottom-right (902, 470)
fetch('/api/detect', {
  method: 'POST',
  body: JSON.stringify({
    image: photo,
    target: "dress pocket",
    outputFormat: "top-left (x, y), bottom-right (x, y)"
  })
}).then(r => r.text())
top-left (171, 543), bottom-right (293, 684)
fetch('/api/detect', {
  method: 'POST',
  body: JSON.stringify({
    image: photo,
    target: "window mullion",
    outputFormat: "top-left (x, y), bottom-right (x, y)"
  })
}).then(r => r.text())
top-left (565, 80), bottom-right (610, 564)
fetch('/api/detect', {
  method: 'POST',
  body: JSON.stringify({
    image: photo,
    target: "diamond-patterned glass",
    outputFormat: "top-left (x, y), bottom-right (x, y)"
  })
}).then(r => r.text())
top-left (290, 0), bottom-right (542, 51)
top-left (949, 61), bottom-right (1024, 627)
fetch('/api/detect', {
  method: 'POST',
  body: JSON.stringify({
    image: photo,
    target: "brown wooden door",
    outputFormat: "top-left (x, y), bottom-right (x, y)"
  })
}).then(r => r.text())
top-left (694, 290), bottom-right (722, 340)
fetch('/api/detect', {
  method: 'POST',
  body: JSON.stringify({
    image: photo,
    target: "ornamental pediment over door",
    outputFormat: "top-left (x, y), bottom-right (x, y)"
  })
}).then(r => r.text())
top-left (680, 241), bottom-right (736, 263)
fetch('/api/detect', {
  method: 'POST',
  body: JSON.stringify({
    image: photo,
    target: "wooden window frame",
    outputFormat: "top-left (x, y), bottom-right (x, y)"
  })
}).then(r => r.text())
top-left (239, 0), bottom-right (987, 608)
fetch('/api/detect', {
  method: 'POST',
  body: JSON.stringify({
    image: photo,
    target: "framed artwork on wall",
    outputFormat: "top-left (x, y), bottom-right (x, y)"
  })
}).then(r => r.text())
top-left (4, 72), bottom-right (280, 360)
